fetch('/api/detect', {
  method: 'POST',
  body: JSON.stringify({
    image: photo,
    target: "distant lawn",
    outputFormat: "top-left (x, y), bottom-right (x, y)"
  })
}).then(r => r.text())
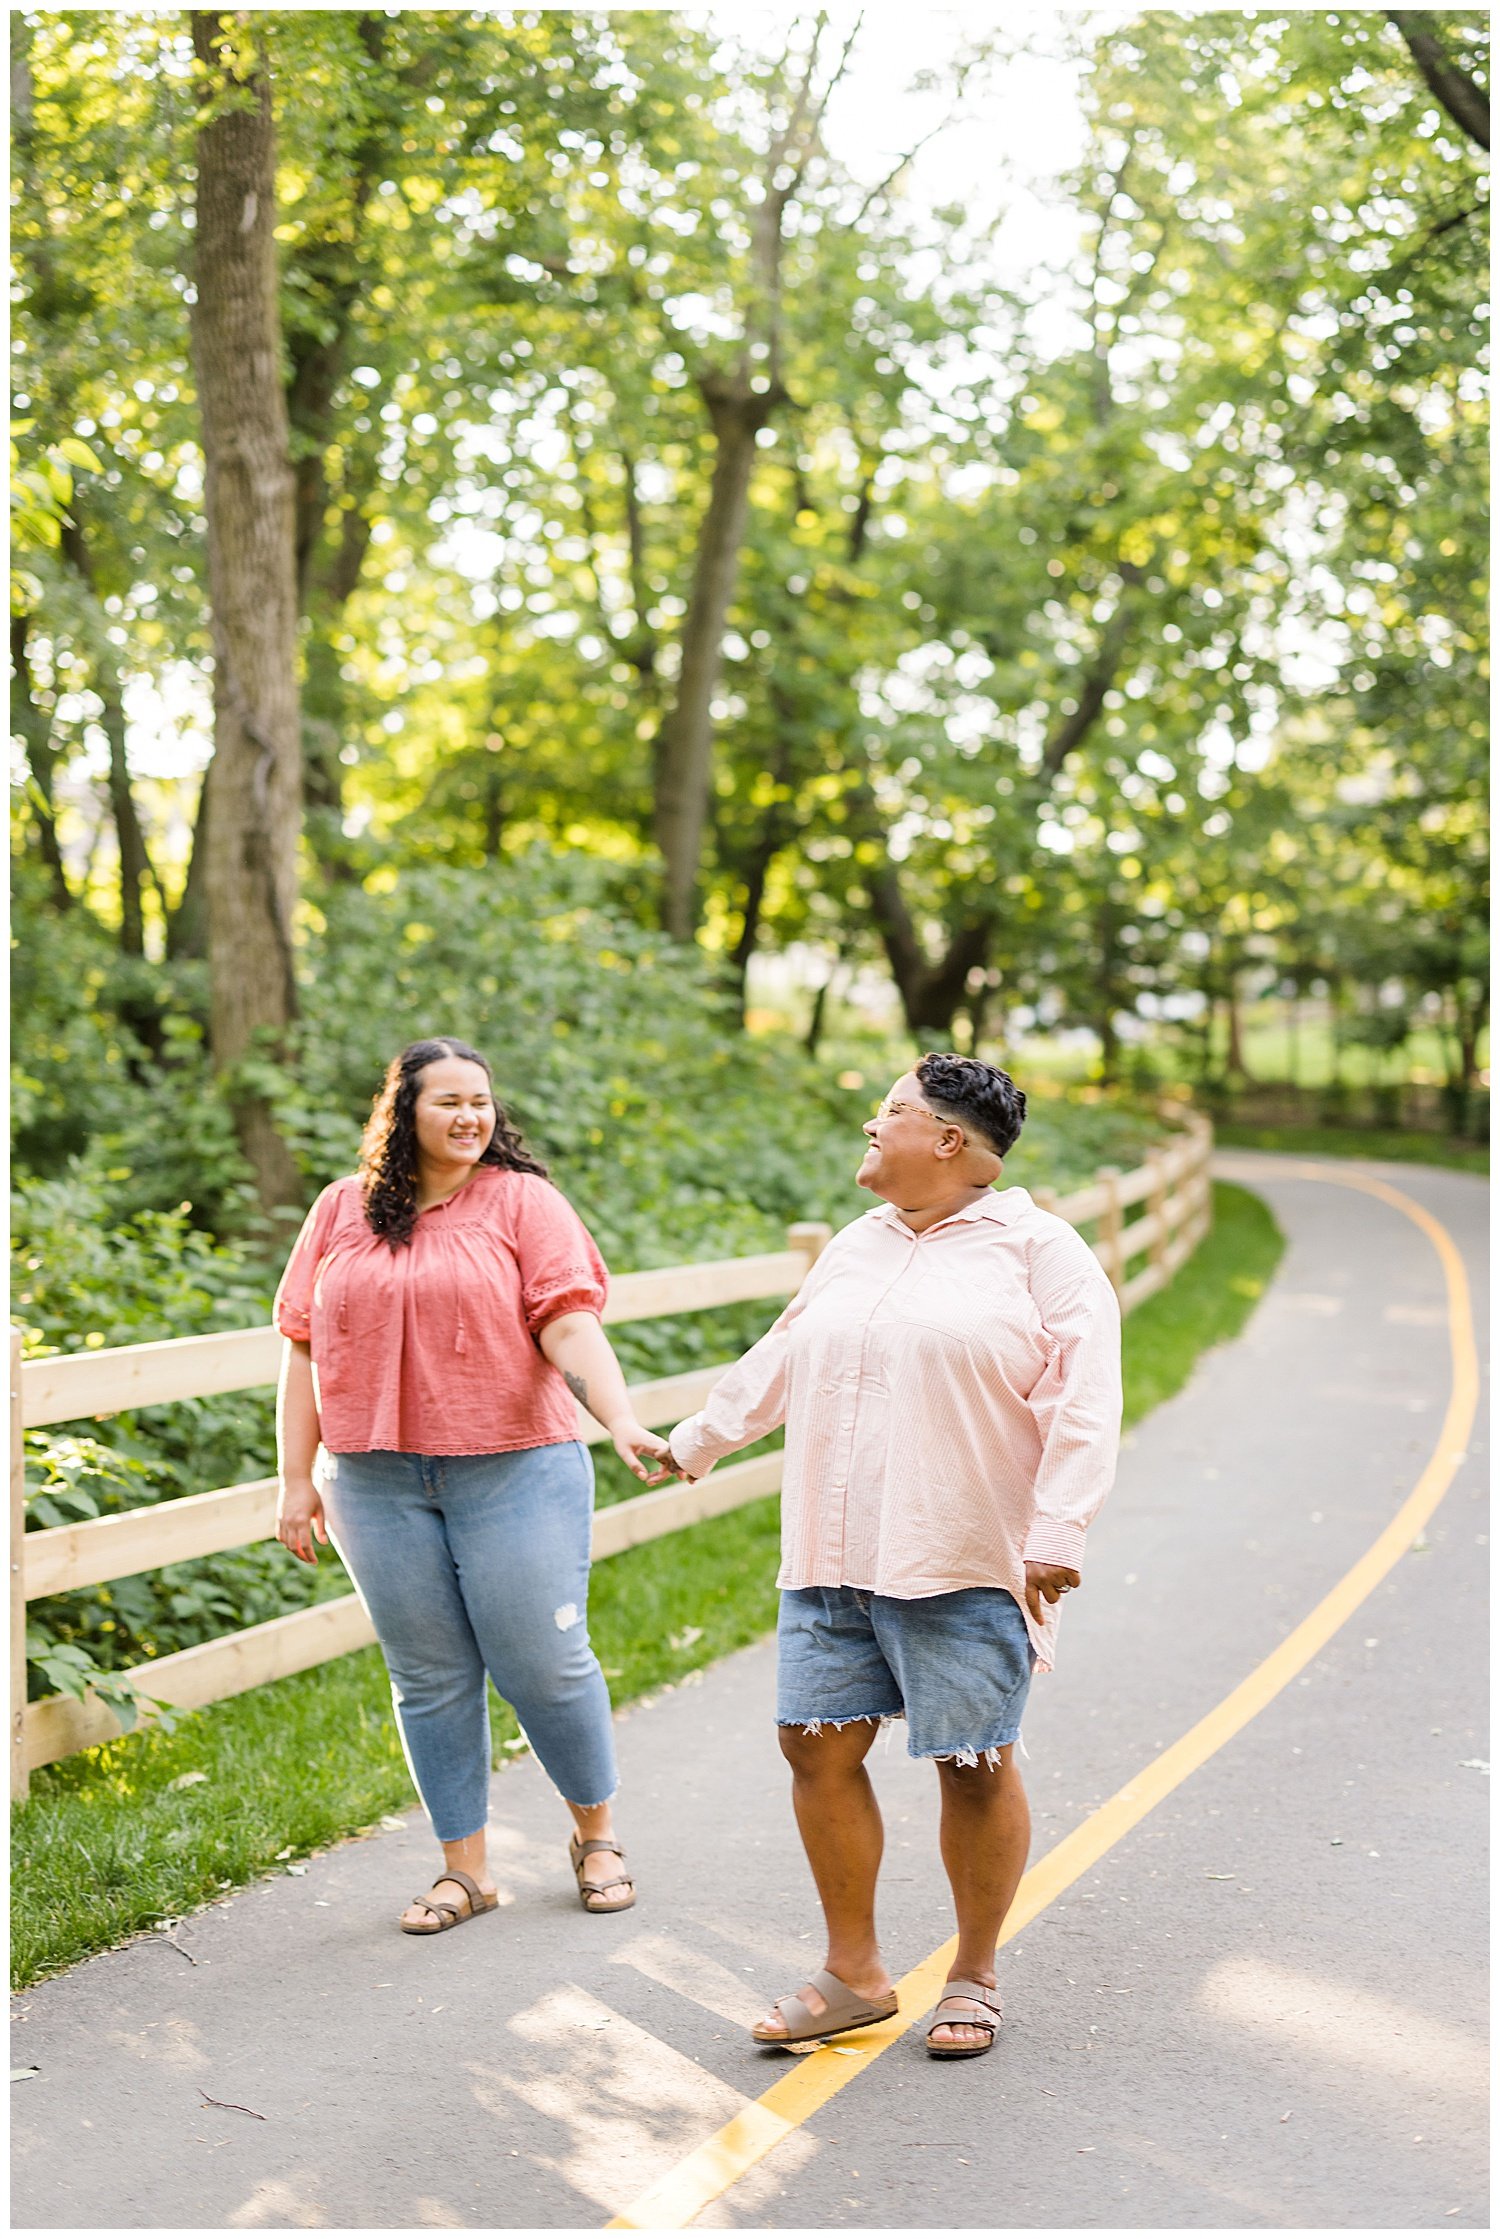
top-left (1122, 1181), bottom-right (1282, 1426)
top-left (1215, 1121), bottom-right (1488, 1176)
top-left (11, 1179), bottom-right (1282, 1989)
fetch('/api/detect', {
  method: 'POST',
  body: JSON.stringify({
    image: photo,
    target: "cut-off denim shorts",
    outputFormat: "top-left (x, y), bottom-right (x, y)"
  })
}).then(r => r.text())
top-left (776, 1585), bottom-right (1036, 1769)
top-left (317, 1442), bottom-right (617, 1842)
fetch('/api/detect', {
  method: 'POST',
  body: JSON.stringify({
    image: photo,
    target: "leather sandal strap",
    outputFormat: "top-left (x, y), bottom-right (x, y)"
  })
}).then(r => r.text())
top-left (771, 1991), bottom-right (819, 2038)
top-left (410, 1896), bottom-right (460, 1925)
top-left (572, 1838), bottom-right (626, 1863)
top-left (436, 1868), bottom-right (486, 1908)
top-left (931, 1979), bottom-right (1001, 2027)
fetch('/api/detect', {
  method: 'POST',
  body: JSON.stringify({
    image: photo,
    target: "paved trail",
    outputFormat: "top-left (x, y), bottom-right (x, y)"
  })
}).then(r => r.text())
top-left (11, 1156), bottom-right (1488, 2231)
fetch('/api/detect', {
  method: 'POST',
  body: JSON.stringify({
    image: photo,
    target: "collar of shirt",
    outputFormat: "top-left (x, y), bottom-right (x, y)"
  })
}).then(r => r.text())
top-left (869, 1185), bottom-right (1031, 1240)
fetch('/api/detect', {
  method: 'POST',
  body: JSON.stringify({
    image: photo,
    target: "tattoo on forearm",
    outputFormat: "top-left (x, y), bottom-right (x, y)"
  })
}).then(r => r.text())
top-left (564, 1369), bottom-right (589, 1410)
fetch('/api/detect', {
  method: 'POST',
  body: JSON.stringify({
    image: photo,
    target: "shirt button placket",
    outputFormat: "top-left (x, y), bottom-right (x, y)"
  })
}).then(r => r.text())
top-left (828, 1396), bottom-right (854, 1570)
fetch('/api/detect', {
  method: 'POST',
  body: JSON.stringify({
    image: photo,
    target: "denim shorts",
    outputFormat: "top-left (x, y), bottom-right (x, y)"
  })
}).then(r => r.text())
top-left (776, 1585), bottom-right (1036, 1767)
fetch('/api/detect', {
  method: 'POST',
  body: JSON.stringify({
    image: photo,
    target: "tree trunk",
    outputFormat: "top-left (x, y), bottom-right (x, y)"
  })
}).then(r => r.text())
top-left (1226, 977), bottom-right (1248, 1079)
top-left (98, 671), bottom-right (154, 957)
top-left (57, 517), bottom-right (160, 954)
top-left (284, 15), bottom-right (388, 874)
top-left (803, 971), bottom-right (834, 1058)
top-left (729, 822), bottom-right (780, 1023)
top-left (167, 767), bottom-right (211, 961)
top-left (1096, 1007), bottom-right (1120, 1083)
top-left (189, 11), bottom-right (303, 1220)
top-left (1387, 13), bottom-right (1490, 150)
top-left (653, 373), bottom-right (779, 942)
top-left (619, 447), bottom-right (658, 687)
top-left (300, 494), bottom-right (373, 877)
top-left (10, 613), bottom-right (72, 909)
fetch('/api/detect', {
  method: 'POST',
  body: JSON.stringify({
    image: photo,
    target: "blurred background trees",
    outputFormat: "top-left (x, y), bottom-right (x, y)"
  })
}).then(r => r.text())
top-left (11, 5), bottom-right (1489, 1229)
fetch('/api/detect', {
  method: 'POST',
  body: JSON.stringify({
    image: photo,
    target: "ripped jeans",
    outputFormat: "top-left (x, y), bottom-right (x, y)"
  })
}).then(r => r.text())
top-left (318, 1443), bottom-right (617, 1841)
top-left (776, 1585), bottom-right (1036, 1768)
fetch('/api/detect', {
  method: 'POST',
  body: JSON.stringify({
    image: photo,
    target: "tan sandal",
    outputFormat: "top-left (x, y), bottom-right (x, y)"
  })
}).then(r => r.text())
top-left (569, 1833), bottom-right (635, 1913)
top-left (751, 1967), bottom-right (899, 2047)
top-left (924, 1977), bottom-right (1002, 2058)
top-left (398, 1867), bottom-right (498, 1935)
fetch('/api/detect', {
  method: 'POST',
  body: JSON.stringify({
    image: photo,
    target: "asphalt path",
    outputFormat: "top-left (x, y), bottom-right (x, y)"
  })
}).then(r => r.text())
top-left (10, 1154), bottom-right (1489, 2231)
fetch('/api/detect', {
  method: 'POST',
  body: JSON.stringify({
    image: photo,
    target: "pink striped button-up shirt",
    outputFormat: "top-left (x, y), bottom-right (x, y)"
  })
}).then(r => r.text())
top-left (667, 1188), bottom-right (1122, 1670)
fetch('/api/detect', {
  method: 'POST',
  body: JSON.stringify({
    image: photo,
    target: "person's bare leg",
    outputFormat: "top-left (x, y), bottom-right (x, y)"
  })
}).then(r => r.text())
top-left (928, 1745), bottom-right (1031, 2047)
top-left (567, 1795), bottom-right (629, 1905)
top-left (755, 1720), bottom-right (893, 2036)
top-left (400, 1827), bottom-right (497, 1929)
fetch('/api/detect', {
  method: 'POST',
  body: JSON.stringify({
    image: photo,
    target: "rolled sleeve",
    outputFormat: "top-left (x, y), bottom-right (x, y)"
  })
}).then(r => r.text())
top-left (273, 1184), bottom-right (343, 1343)
top-left (1021, 1224), bottom-right (1123, 1572)
top-left (511, 1177), bottom-right (609, 1335)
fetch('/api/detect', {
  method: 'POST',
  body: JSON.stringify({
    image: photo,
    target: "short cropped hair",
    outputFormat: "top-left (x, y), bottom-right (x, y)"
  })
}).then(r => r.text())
top-left (916, 1052), bottom-right (1027, 1158)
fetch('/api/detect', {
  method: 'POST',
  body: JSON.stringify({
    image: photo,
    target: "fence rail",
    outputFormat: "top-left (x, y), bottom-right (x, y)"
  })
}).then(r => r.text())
top-left (11, 1116), bottom-right (1212, 1798)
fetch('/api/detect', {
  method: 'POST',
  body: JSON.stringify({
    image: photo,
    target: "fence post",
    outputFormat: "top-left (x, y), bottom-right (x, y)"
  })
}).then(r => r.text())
top-left (786, 1221), bottom-right (832, 1278)
top-left (11, 1327), bottom-right (29, 1802)
top-left (1146, 1152), bottom-right (1169, 1283)
top-left (1098, 1167), bottom-right (1125, 1300)
top-left (1192, 1113), bottom-right (1214, 1236)
top-left (1032, 1186), bottom-right (1059, 1216)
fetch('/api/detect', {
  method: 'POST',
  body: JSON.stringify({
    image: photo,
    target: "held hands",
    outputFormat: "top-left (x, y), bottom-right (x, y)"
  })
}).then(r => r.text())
top-left (609, 1418), bottom-right (688, 1487)
top-left (1024, 1560), bottom-right (1080, 1626)
top-left (277, 1477), bottom-right (329, 1566)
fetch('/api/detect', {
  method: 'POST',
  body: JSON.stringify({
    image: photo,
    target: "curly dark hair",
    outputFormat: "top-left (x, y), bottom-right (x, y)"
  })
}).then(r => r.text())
top-left (915, 1052), bottom-right (1028, 1158)
top-left (358, 1037), bottom-right (548, 1248)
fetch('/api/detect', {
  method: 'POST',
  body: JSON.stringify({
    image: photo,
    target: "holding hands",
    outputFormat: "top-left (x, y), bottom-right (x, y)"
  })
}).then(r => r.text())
top-left (608, 1418), bottom-right (681, 1485)
top-left (608, 1418), bottom-right (699, 1487)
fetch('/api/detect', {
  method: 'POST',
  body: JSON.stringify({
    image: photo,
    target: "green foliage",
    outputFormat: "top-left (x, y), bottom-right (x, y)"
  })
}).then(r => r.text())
top-left (10, 861), bottom-right (251, 1223)
top-left (11, 1133), bottom-right (319, 1709)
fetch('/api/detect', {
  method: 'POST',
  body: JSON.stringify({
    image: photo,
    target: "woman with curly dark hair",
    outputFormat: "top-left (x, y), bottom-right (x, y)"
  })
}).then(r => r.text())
top-left (273, 1037), bottom-right (669, 1931)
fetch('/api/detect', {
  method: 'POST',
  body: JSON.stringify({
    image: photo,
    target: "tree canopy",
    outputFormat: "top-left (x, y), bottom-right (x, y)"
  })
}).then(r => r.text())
top-left (11, 7), bottom-right (1490, 1208)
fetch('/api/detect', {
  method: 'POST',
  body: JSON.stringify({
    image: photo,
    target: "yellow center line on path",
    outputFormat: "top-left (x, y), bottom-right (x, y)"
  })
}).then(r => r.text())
top-left (605, 1166), bottom-right (1480, 2232)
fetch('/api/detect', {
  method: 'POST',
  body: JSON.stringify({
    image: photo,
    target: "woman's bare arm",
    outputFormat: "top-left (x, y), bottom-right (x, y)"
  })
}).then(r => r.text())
top-left (538, 1311), bottom-right (676, 1482)
top-left (276, 1337), bottom-right (328, 1563)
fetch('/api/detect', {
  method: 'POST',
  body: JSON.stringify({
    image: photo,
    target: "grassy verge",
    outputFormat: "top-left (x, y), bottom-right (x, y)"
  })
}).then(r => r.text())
top-left (11, 1183), bottom-right (1281, 1989)
top-left (1214, 1121), bottom-right (1488, 1175)
top-left (1122, 1181), bottom-right (1282, 1426)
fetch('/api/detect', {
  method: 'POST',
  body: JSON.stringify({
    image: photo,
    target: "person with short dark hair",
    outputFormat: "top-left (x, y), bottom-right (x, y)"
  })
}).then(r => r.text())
top-left (667, 1053), bottom-right (1121, 2057)
top-left (274, 1038), bottom-right (671, 1931)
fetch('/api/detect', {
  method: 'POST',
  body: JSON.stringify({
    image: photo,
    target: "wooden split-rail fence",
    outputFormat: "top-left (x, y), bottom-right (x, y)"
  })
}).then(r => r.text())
top-left (10, 1110), bottom-right (1213, 1799)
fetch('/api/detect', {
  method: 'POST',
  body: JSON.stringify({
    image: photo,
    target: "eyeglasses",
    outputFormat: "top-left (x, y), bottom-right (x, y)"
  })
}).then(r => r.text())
top-left (872, 1097), bottom-right (968, 1141)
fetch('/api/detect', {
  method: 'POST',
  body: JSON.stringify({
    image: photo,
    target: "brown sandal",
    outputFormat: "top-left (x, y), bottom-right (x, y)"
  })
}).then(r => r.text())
top-left (569, 1833), bottom-right (635, 1913)
top-left (398, 1867), bottom-right (499, 1936)
top-left (924, 1977), bottom-right (1002, 2058)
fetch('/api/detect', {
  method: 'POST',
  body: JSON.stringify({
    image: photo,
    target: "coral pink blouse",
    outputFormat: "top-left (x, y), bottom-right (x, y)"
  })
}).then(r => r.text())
top-left (273, 1165), bottom-right (609, 1457)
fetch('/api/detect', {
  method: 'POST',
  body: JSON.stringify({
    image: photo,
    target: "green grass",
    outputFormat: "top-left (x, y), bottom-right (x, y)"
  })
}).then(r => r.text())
top-left (11, 1182), bottom-right (1282, 1989)
top-left (1214, 1121), bottom-right (1489, 1175)
top-left (1122, 1181), bottom-right (1283, 1426)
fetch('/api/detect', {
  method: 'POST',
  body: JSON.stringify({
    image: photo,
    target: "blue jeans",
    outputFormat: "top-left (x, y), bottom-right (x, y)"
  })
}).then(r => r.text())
top-left (776, 1586), bottom-right (1036, 1767)
top-left (318, 1443), bottom-right (617, 1841)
